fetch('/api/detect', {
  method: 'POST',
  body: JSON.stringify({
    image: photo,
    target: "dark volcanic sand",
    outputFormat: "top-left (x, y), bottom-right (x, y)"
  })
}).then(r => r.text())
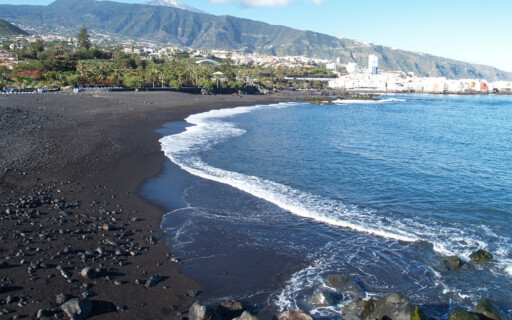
top-left (0, 90), bottom-right (303, 320)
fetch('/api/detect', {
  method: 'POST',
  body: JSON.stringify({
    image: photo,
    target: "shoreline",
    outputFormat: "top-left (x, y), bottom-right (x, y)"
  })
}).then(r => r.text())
top-left (0, 91), bottom-right (302, 319)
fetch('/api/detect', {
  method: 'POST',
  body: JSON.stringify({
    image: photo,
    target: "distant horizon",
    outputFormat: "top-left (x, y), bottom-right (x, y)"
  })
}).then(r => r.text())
top-left (1, 0), bottom-right (511, 73)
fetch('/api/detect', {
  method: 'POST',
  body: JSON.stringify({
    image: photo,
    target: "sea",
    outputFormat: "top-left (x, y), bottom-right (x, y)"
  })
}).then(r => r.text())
top-left (141, 94), bottom-right (512, 319)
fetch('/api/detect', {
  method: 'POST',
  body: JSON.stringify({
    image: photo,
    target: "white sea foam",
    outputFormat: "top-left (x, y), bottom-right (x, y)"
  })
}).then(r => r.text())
top-left (333, 98), bottom-right (406, 104)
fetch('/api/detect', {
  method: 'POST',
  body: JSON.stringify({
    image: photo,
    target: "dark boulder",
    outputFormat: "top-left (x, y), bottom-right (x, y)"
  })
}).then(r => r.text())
top-left (277, 310), bottom-right (314, 320)
top-left (218, 299), bottom-right (245, 319)
top-left (469, 249), bottom-right (493, 263)
top-left (448, 309), bottom-right (481, 320)
top-left (442, 256), bottom-right (462, 270)
top-left (60, 298), bottom-right (92, 320)
top-left (473, 299), bottom-right (507, 320)
top-left (307, 290), bottom-right (335, 307)
top-left (189, 301), bottom-right (214, 320)
top-left (325, 274), bottom-right (365, 299)
top-left (145, 275), bottom-right (161, 288)
top-left (342, 293), bottom-right (426, 320)
top-left (80, 267), bottom-right (96, 281)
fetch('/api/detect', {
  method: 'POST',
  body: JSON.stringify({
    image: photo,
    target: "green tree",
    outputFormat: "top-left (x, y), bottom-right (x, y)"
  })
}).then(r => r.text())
top-left (77, 26), bottom-right (91, 50)
top-left (124, 75), bottom-right (140, 89)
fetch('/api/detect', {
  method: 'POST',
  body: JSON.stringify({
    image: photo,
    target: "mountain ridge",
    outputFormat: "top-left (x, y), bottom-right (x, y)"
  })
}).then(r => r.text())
top-left (0, 18), bottom-right (29, 36)
top-left (141, 0), bottom-right (205, 14)
top-left (0, 0), bottom-right (510, 81)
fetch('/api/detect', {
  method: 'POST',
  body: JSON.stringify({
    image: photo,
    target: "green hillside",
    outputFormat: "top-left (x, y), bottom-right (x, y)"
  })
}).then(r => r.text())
top-left (0, 19), bottom-right (29, 36)
top-left (0, 0), bottom-right (510, 80)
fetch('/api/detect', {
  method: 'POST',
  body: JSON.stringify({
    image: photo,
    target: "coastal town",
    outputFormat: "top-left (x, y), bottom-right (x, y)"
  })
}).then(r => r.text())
top-left (1, 30), bottom-right (511, 95)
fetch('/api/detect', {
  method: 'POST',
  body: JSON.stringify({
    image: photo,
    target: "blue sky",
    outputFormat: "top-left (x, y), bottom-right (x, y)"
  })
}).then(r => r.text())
top-left (2, 0), bottom-right (511, 72)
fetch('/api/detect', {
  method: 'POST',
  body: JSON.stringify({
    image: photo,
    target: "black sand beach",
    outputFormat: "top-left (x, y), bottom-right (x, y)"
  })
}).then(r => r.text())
top-left (0, 90), bottom-right (303, 319)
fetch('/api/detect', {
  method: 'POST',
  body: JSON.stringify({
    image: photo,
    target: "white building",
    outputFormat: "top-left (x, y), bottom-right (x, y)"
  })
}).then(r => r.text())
top-left (326, 63), bottom-right (338, 71)
top-left (369, 54), bottom-right (379, 75)
top-left (346, 62), bottom-right (358, 74)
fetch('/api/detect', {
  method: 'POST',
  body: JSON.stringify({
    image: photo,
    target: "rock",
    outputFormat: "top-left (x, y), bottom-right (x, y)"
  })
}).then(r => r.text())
top-left (469, 249), bottom-right (493, 263)
top-left (145, 275), bottom-right (161, 288)
top-left (307, 290), bottom-right (335, 306)
top-left (344, 312), bottom-right (363, 320)
top-left (114, 248), bottom-right (126, 256)
top-left (80, 267), bottom-right (96, 281)
top-left (56, 293), bottom-right (70, 304)
top-left (218, 299), bottom-right (245, 318)
top-left (342, 298), bottom-right (375, 316)
top-left (448, 310), bottom-right (481, 320)
top-left (102, 224), bottom-right (114, 231)
top-left (343, 293), bottom-right (425, 320)
top-left (473, 299), bottom-right (507, 320)
top-left (60, 299), bottom-right (92, 320)
top-left (233, 311), bottom-right (259, 320)
top-left (325, 274), bottom-right (365, 299)
top-left (187, 289), bottom-right (200, 297)
top-left (188, 301), bottom-right (214, 320)
top-left (277, 310), bottom-right (314, 320)
top-left (443, 256), bottom-right (462, 270)
top-left (37, 308), bottom-right (52, 319)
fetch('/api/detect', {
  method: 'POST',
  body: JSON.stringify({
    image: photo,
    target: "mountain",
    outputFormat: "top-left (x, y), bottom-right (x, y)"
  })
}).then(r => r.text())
top-left (0, 0), bottom-right (510, 81)
top-left (0, 19), bottom-right (29, 36)
top-left (141, 0), bottom-right (205, 14)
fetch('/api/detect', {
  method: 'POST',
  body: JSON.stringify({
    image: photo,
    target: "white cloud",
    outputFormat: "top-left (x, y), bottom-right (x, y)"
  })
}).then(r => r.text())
top-left (241, 0), bottom-right (292, 6)
top-left (208, 0), bottom-right (325, 7)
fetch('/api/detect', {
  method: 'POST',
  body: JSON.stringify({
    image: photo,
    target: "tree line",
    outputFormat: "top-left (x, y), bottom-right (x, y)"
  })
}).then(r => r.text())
top-left (0, 27), bottom-right (334, 92)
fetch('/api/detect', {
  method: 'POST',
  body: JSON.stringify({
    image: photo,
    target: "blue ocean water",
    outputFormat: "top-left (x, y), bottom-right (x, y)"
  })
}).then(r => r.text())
top-left (157, 94), bottom-right (512, 319)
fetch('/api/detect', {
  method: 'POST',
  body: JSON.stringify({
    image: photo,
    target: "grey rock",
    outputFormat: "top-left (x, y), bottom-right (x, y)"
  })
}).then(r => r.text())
top-left (308, 290), bottom-right (335, 306)
top-left (442, 256), bottom-right (462, 270)
top-left (277, 310), bottom-right (314, 320)
top-left (343, 293), bottom-right (425, 320)
top-left (473, 299), bottom-right (507, 320)
top-left (325, 274), bottom-right (365, 299)
top-left (56, 293), bottom-right (70, 304)
top-left (218, 299), bottom-right (245, 318)
top-left (60, 299), bottom-right (92, 320)
top-left (188, 301), bottom-right (213, 320)
top-left (187, 289), bottom-right (200, 297)
top-left (80, 267), bottom-right (96, 281)
top-left (105, 238), bottom-right (118, 246)
top-left (102, 224), bottom-right (114, 231)
top-left (37, 308), bottom-right (52, 319)
top-left (233, 311), bottom-right (259, 320)
top-left (344, 312), bottom-right (363, 320)
top-left (145, 275), bottom-right (161, 288)
top-left (448, 309), bottom-right (481, 320)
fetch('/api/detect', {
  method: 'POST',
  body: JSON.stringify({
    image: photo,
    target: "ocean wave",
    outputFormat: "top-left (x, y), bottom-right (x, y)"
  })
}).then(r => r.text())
top-left (159, 101), bottom-right (509, 271)
top-left (333, 98), bottom-right (406, 104)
